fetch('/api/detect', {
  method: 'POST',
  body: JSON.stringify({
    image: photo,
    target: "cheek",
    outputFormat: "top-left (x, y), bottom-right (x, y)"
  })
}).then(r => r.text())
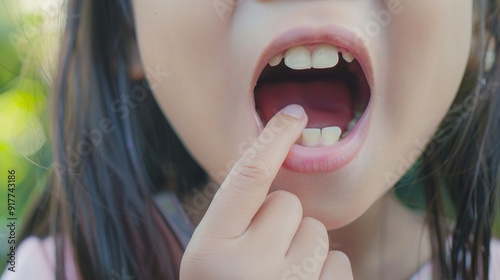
top-left (387, 0), bottom-right (472, 118)
top-left (133, 0), bottom-right (257, 178)
top-left (381, 0), bottom-right (472, 146)
top-left (133, 0), bottom-right (230, 112)
top-left (366, 0), bottom-right (472, 205)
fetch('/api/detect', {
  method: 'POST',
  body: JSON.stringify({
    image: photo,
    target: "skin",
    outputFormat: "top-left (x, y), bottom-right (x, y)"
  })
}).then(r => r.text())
top-left (132, 0), bottom-right (472, 279)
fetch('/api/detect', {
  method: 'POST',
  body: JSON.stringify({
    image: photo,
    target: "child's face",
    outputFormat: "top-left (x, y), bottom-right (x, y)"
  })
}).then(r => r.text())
top-left (133, 0), bottom-right (472, 229)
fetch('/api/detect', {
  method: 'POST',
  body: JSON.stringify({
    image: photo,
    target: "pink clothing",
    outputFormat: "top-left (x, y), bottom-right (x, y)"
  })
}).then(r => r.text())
top-left (1, 236), bottom-right (77, 280)
top-left (408, 239), bottom-right (500, 279)
top-left (2, 237), bottom-right (500, 279)
top-left (3, 193), bottom-right (499, 279)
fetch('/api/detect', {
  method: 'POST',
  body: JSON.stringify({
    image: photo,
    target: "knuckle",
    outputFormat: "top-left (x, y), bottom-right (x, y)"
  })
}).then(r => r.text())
top-left (267, 190), bottom-right (303, 215)
top-left (234, 153), bottom-right (274, 181)
top-left (275, 123), bottom-right (295, 138)
top-left (181, 251), bottom-right (215, 274)
top-left (182, 246), bottom-right (250, 280)
top-left (271, 115), bottom-right (295, 134)
top-left (320, 251), bottom-right (353, 280)
top-left (231, 161), bottom-right (271, 190)
top-left (329, 250), bottom-right (353, 270)
top-left (301, 217), bottom-right (328, 238)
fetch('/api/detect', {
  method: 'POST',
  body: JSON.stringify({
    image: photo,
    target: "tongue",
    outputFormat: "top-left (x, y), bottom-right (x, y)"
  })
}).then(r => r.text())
top-left (255, 81), bottom-right (353, 130)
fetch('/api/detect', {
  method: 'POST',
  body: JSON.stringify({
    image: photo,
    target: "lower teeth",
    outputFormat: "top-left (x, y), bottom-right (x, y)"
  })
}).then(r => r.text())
top-left (298, 115), bottom-right (360, 147)
top-left (258, 106), bottom-right (364, 147)
top-left (300, 126), bottom-right (343, 147)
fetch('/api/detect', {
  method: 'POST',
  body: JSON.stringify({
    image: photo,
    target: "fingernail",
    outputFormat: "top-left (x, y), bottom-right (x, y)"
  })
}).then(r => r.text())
top-left (282, 104), bottom-right (305, 119)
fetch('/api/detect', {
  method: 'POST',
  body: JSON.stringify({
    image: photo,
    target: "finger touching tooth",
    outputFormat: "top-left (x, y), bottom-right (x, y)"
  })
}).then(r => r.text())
top-left (321, 126), bottom-right (342, 145)
top-left (302, 128), bottom-right (321, 146)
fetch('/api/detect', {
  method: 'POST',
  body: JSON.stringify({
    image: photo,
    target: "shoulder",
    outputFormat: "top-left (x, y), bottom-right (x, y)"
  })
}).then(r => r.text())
top-left (0, 236), bottom-right (78, 280)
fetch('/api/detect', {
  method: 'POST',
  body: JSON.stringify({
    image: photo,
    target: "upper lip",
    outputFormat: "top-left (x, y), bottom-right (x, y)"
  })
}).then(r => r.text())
top-left (251, 24), bottom-right (374, 95)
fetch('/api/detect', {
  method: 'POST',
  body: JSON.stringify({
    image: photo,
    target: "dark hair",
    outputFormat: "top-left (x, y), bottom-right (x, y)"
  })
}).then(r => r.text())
top-left (18, 0), bottom-right (499, 279)
top-left (19, 0), bottom-right (206, 279)
top-left (417, 0), bottom-right (500, 277)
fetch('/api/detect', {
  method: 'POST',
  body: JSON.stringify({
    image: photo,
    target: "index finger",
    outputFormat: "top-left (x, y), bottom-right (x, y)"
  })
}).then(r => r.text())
top-left (198, 104), bottom-right (308, 239)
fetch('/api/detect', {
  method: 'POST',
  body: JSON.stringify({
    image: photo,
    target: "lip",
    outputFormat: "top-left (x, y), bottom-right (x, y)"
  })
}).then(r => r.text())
top-left (251, 25), bottom-right (375, 173)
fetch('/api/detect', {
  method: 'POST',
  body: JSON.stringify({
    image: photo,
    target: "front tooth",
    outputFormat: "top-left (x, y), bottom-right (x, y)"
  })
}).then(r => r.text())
top-left (302, 128), bottom-right (321, 146)
top-left (311, 44), bottom-right (339, 69)
top-left (342, 51), bottom-right (355, 63)
top-left (285, 46), bottom-right (311, 70)
top-left (322, 126), bottom-right (342, 145)
top-left (269, 53), bottom-right (283, 67)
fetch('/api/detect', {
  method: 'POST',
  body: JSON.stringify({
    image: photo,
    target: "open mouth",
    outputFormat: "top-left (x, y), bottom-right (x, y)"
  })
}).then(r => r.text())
top-left (254, 43), bottom-right (371, 147)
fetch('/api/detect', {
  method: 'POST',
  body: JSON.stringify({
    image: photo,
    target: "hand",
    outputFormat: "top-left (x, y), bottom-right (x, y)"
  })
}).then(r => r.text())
top-left (180, 104), bottom-right (353, 280)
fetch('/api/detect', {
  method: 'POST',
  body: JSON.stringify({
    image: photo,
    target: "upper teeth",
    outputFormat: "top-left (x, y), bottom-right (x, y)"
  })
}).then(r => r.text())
top-left (284, 46), bottom-right (311, 70)
top-left (342, 52), bottom-right (354, 63)
top-left (269, 53), bottom-right (284, 67)
top-left (311, 44), bottom-right (339, 69)
top-left (270, 44), bottom-right (355, 69)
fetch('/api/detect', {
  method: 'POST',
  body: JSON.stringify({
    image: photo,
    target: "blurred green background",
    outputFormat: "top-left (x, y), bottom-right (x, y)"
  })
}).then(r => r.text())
top-left (0, 0), bottom-right (61, 269)
top-left (0, 0), bottom-right (498, 274)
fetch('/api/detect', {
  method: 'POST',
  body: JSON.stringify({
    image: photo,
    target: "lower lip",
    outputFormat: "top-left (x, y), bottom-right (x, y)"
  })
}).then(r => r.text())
top-left (255, 104), bottom-right (371, 173)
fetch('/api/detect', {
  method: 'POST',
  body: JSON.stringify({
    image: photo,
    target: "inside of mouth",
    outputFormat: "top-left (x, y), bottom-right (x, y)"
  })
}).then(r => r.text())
top-left (254, 54), bottom-right (371, 146)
